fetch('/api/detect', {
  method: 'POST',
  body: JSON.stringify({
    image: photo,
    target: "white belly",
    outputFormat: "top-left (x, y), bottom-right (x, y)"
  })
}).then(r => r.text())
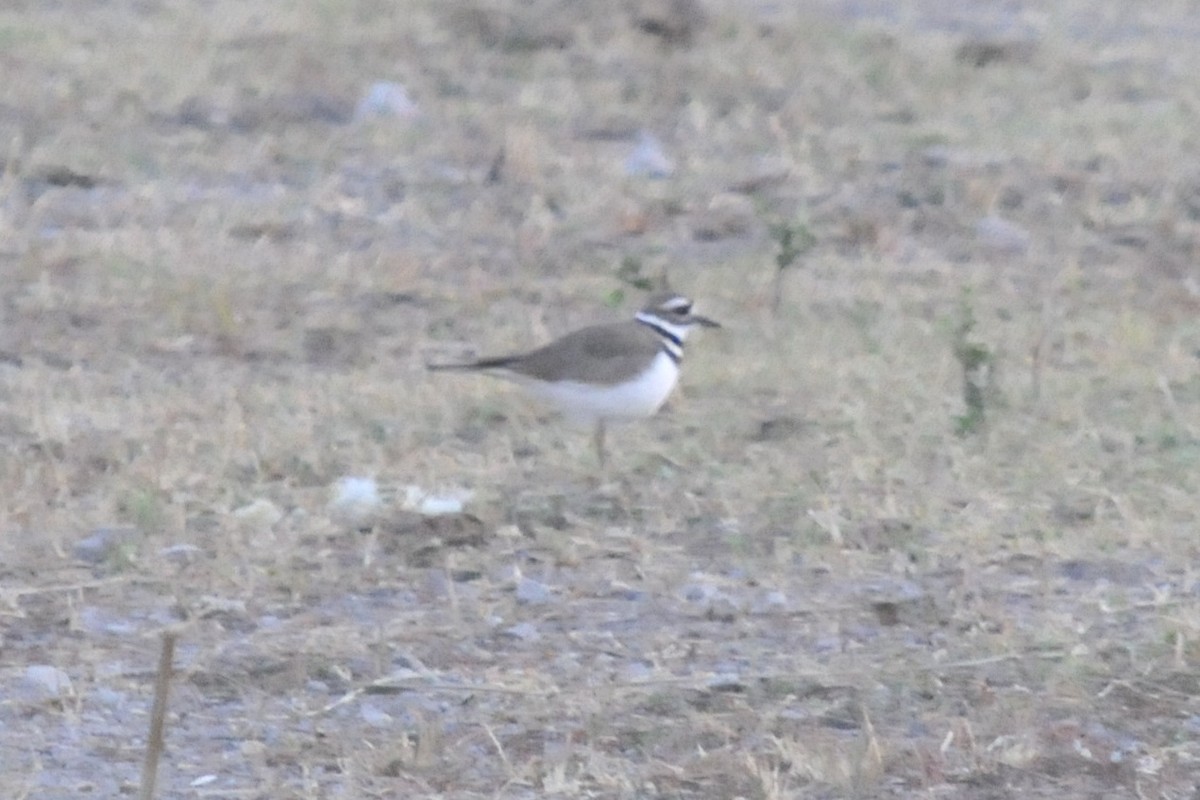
top-left (522, 352), bottom-right (680, 424)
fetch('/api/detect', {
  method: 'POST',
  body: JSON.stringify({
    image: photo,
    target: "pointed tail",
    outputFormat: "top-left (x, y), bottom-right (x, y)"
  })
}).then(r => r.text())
top-left (426, 356), bottom-right (521, 372)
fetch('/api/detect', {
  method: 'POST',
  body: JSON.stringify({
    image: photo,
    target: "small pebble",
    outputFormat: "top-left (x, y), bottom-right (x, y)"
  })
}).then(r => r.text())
top-left (23, 665), bottom-right (73, 699)
top-left (74, 527), bottom-right (139, 564)
top-left (975, 214), bottom-right (1031, 255)
top-left (77, 606), bottom-right (139, 636)
top-left (813, 635), bottom-right (844, 654)
top-left (752, 590), bottom-right (788, 614)
top-left (706, 594), bottom-right (741, 620)
top-left (232, 498), bottom-right (284, 528)
top-left (619, 661), bottom-right (654, 682)
top-left (359, 702), bottom-right (395, 728)
top-left (403, 484), bottom-right (473, 516)
top-left (329, 477), bottom-right (382, 526)
top-left (683, 583), bottom-right (717, 603)
top-left (706, 673), bottom-right (744, 691)
top-left (90, 687), bottom-right (128, 710)
top-left (515, 577), bottom-right (553, 605)
top-left (160, 543), bottom-right (204, 565)
top-left (257, 615), bottom-right (283, 630)
top-left (504, 622), bottom-right (541, 642)
top-left (355, 81), bottom-right (419, 121)
top-left (625, 131), bottom-right (675, 178)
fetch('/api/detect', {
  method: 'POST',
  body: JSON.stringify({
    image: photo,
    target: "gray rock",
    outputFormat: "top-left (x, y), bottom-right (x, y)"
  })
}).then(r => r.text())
top-left (355, 81), bottom-right (419, 121)
top-left (752, 590), bottom-right (788, 614)
top-left (74, 526), bottom-right (139, 564)
top-left (77, 606), bottom-right (139, 636)
top-left (683, 582), bottom-right (718, 603)
top-left (515, 577), bottom-right (553, 605)
top-left (23, 665), bottom-right (73, 699)
top-left (976, 214), bottom-right (1031, 255)
top-left (503, 622), bottom-right (541, 642)
top-left (359, 702), bottom-right (394, 728)
top-left (625, 131), bottom-right (675, 178)
top-left (160, 543), bottom-right (204, 565)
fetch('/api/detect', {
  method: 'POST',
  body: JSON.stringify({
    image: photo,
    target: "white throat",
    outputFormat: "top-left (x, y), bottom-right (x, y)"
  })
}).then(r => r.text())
top-left (635, 311), bottom-right (692, 343)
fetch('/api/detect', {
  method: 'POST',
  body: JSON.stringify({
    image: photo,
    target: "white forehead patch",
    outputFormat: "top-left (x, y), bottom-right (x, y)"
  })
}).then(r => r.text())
top-left (660, 295), bottom-right (693, 313)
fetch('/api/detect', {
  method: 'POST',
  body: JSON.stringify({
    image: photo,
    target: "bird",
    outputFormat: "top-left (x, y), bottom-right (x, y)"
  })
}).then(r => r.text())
top-left (428, 292), bottom-right (720, 465)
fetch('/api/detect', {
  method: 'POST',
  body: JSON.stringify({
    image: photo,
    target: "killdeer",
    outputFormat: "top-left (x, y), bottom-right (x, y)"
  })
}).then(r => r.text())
top-left (428, 292), bottom-right (720, 465)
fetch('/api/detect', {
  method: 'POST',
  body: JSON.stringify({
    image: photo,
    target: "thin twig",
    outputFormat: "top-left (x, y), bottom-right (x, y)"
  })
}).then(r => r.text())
top-left (310, 674), bottom-right (553, 716)
top-left (4, 575), bottom-right (134, 599)
top-left (482, 722), bottom-right (513, 776)
top-left (921, 650), bottom-right (1066, 671)
top-left (139, 631), bottom-right (178, 800)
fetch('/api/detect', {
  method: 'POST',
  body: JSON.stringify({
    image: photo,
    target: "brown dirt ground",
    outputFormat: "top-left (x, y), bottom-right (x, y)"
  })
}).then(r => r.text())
top-left (3, 1), bottom-right (1200, 797)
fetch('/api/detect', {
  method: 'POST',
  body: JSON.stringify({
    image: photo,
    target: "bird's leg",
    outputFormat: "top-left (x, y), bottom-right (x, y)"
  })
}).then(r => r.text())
top-left (593, 420), bottom-right (607, 468)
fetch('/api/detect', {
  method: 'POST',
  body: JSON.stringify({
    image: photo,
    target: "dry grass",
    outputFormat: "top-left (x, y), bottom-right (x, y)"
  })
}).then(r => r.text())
top-left (3, 0), bottom-right (1200, 797)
